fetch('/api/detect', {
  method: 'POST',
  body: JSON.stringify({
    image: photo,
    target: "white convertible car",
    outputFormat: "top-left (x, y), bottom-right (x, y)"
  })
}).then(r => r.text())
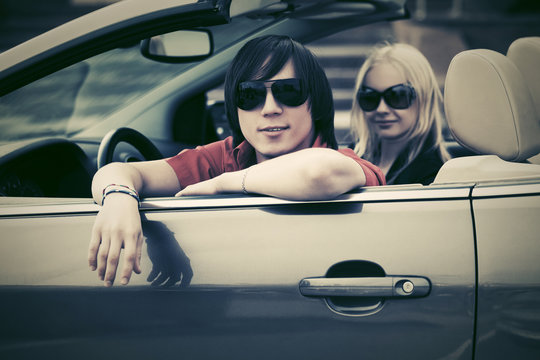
top-left (0, 0), bottom-right (539, 359)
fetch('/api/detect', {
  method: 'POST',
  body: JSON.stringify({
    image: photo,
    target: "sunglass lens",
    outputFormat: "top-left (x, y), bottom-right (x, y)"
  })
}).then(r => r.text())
top-left (385, 85), bottom-right (413, 109)
top-left (357, 89), bottom-right (380, 112)
top-left (272, 79), bottom-right (306, 107)
top-left (237, 82), bottom-right (266, 110)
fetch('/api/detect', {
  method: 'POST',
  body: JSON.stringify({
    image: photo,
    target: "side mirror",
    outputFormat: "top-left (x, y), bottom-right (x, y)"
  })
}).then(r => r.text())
top-left (140, 29), bottom-right (213, 63)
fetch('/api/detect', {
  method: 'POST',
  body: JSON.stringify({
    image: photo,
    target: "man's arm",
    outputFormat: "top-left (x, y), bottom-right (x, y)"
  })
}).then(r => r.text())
top-left (91, 160), bottom-right (180, 204)
top-left (177, 148), bottom-right (369, 200)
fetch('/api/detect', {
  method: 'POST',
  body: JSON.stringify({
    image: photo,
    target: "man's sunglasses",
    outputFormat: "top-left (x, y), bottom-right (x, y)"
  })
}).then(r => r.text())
top-left (356, 83), bottom-right (416, 112)
top-left (237, 78), bottom-right (307, 111)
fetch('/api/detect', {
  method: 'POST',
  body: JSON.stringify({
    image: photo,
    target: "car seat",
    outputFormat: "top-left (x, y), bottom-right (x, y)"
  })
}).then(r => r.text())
top-left (433, 37), bottom-right (540, 183)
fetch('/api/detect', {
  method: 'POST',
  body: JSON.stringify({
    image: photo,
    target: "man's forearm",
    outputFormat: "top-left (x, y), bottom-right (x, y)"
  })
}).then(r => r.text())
top-left (217, 148), bottom-right (367, 200)
top-left (91, 163), bottom-right (143, 205)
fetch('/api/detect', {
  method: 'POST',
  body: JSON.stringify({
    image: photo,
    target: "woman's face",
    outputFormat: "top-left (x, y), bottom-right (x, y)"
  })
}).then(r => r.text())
top-left (361, 62), bottom-right (419, 142)
top-left (238, 59), bottom-right (314, 163)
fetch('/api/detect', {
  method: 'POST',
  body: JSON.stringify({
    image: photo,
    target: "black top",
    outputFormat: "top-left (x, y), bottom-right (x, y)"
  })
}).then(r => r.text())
top-left (386, 142), bottom-right (444, 185)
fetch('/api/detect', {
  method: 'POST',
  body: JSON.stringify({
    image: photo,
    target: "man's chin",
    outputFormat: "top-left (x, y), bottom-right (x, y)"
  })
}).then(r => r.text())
top-left (255, 139), bottom-right (312, 162)
top-left (256, 148), bottom-right (290, 162)
top-left (259, 151), bottom-right (285, 161)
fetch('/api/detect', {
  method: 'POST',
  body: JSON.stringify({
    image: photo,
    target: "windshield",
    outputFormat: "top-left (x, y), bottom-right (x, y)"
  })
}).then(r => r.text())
top-left (0, 15), bottom-right (275, 142)
top-left (0, 47), bottom-right (190, 142)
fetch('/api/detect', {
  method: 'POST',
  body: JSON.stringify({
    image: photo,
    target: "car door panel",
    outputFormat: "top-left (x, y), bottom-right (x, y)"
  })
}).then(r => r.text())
top-left (0, 186), bottom-right (475, 359)
top-left (473, 184), bottom-right (540, 359)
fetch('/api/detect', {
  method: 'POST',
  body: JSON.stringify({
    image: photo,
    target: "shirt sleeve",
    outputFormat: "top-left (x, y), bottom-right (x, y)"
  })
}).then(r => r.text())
top-left (338, 148), bottom-right (386, 186)
top-left (165, 141), bottom-right (226, 189)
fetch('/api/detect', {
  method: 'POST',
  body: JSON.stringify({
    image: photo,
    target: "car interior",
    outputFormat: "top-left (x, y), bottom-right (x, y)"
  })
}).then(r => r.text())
top-left (0, 17), bottom-right (539, 198)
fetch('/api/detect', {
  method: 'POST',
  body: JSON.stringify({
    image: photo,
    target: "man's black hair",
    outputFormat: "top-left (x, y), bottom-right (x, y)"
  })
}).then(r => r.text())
top-left (224, 35), bottom-right (337, 149)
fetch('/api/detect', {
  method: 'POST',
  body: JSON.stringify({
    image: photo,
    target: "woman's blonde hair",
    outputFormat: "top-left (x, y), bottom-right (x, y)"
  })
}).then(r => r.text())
top-left (350, 42), bottom-right (450, 182)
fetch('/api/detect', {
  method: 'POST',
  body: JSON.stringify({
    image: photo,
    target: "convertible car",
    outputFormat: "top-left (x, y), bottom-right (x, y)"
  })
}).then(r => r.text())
top-left (1, 0), bottom-right (539, 359)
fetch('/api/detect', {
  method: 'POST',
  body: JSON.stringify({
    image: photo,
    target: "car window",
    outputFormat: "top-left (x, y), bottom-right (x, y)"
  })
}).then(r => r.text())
top-left (0, 47), bottom-right (191, 142)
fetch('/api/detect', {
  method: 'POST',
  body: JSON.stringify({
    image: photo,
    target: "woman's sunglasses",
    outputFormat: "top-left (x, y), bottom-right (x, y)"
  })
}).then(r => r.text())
top-left (356, 83), bottom-right (416, 112)
top-left (237, 78), bottom-right (307, 111)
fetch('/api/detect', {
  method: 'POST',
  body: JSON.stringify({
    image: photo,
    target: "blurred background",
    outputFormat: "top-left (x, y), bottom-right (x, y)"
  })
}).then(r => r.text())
top-left (1, 0), bottom-right (539, 119)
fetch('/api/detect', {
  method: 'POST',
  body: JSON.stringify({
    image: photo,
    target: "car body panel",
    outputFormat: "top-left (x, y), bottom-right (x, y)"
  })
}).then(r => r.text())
top-left (473, 183), bottom-right (540, 359)
top-left (0, 185), bottom-right (475, 359)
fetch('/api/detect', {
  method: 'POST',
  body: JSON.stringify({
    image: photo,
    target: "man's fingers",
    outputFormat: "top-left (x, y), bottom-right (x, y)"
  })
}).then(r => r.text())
top-left (88, 227), bottom-right (102, 271)
top-left (175, 180), bottom-right (217, 196)
top-left (134, 234), bottom-right (143, 274)
top-left (96, 235), bottom-right (111, 281)
top-left (104, 237), bottom-right (122, 287)
top-left (119, 232), bottom-right (142, 285)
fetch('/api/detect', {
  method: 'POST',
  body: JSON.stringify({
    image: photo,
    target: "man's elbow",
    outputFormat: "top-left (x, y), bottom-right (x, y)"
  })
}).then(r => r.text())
top-left (91, 163), bottom-right (142, 195)
top-left (302, 160), bottom-right (364, 200)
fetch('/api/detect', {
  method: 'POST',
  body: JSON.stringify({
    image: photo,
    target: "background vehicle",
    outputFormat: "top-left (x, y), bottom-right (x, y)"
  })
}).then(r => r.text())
top-left (0, 1), bottom-right (539, 359)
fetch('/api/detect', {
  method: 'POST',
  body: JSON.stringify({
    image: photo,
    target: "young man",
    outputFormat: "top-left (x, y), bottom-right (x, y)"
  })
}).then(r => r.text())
top-left (89, 35), bottom-right (385, 287)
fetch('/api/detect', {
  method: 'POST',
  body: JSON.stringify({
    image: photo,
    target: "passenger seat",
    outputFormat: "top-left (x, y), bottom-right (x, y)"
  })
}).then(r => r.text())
top-left (433, 37), bottom-right (540, 183)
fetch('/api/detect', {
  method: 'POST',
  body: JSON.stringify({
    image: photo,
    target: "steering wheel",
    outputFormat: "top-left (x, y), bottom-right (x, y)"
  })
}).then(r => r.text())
top-left (97, 127), bottom-right (163, 169)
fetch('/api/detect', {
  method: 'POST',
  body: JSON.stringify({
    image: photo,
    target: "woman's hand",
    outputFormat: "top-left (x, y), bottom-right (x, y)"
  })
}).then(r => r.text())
top-left (88, 193), bottom-right (143, 287)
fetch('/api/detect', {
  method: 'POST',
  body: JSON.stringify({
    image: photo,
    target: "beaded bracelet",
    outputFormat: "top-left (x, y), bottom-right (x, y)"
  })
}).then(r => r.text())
top-left (101, 184), bottom-right (140, 207)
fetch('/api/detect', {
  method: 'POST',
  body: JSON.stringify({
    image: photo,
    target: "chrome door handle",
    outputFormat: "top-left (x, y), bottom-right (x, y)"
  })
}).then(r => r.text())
top-left (299, 276), bottom-right (430, 298)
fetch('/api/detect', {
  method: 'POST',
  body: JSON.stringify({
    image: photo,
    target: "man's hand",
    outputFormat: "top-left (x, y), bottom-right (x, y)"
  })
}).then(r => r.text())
top-left (175, 178), bottom-right (220, 196)
top-left (88, 193), bottom-right (143, 287)
top-left (175, 171), bottom-right (243, 197)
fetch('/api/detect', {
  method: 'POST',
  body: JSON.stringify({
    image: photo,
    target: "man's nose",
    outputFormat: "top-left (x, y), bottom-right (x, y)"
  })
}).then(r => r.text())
top-left (261, 88), bottom-right (282, 116)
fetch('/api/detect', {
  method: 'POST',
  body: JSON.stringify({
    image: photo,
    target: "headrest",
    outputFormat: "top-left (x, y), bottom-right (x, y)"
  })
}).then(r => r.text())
top-left (444, 38), bottom-right (540, 162)
top-left (507, 37), bottom-right (540, 118)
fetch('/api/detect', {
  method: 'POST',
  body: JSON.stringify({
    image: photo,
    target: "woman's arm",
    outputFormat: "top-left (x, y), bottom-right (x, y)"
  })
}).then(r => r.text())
top-left (88, 160), bottom-right (180, 287)
top-left (177, 148), bottom-right (367, 200)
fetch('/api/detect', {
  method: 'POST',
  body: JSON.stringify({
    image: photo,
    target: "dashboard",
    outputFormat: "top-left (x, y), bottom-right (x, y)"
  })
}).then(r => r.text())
top-left (0, 139), bottom-right (94, 197)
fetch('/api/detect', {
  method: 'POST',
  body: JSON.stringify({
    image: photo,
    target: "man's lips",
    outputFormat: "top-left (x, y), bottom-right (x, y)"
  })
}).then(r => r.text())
top-left (258, 126), bottom-right (290, 132)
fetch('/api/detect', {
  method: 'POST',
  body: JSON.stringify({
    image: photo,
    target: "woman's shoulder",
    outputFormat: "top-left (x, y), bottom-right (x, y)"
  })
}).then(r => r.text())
top-left (392, 147), bottom-right (444, 185)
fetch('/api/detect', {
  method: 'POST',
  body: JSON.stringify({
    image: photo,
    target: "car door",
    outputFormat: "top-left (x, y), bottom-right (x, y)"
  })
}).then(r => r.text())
top-left (473, 181), bottom-right (540, 359)
top-left (0, 184), bottom-right (475, 359)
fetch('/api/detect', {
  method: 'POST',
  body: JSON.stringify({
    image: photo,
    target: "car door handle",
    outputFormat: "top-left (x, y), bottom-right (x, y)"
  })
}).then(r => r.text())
top-left (299, 276), bottom-right (430, 298)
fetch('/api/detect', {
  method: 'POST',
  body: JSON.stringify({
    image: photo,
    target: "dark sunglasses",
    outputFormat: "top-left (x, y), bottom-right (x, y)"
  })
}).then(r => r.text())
top-left (356, 83), bottom-right (416, 112)
top-left (237, 78), bottom-right (307, 111)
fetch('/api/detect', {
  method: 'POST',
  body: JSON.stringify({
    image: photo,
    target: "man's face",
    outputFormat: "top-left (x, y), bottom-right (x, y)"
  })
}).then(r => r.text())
top-left (238, 60), bottom-right (314, 163)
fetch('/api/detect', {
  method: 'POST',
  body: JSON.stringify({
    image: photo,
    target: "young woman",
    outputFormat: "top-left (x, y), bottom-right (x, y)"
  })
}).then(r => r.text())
top-left (89, 35), bottom-right (385, 287)
top-left (350, 42), bottom-right (450, 185)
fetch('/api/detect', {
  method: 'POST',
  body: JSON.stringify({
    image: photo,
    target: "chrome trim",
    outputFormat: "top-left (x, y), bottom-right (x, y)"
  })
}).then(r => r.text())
top-left (473, 182), bottom-right (540, 198)
top-left (299, 276), bottom-right (430, 298)
top-left (142, 185), bottom-right (472, 210)
top-left (0, 202), bottom-right (100, 217)
top-left (0, 184), bottom-right (472, 217)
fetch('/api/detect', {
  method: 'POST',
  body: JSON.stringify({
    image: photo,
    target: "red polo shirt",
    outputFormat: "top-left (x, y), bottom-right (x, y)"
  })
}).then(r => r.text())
top-left (166, 136), bottom-right (385, 188)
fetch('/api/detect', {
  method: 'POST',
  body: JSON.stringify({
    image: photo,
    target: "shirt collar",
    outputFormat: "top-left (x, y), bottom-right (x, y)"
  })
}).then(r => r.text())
top-left (232, 140), bottom-right (257, 168)
top-left (311, 135), bottom-right (326, 148)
